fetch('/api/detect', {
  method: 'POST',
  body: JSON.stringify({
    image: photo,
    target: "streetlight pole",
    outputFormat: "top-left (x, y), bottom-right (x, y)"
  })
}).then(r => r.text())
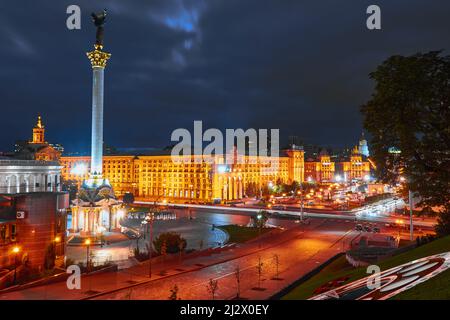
top-left (256, 212), bottom-right (263, 248)
top-left (84, 239), bottom-right (91, 273)
top-left (12, 246), bottom-right (20, 285)
top-left (408, 189), bottom-right (414, 241)
top-left (145, 213), bottom-right (155, 278)
top-left (300, 184), bottom-right (304, 222)
top-left (400, 176), bottom-right (414, 241)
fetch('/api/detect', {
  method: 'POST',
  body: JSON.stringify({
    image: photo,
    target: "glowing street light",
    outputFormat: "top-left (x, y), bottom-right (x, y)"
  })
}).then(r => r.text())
top-left (144, 212), bottom-right (156, 278)
top-left (12, 246), bottom-right (20, 284)
top-left (84, 239), bottom-right (91, 273)
top-left (53, 236), bottom-right (61, 261)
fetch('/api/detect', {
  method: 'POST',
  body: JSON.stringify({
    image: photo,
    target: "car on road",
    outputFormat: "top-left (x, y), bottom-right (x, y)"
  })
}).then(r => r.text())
top-left (363, 225), bottom-right (372, 232)
top-left (355, 224), bottom-right (363, 231)
top-left (373, 227), bottom-right (380, 233)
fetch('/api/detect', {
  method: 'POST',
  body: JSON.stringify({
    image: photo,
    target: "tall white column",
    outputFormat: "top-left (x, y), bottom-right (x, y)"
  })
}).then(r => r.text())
top-left (87, 44), bottom-right (110, 178)
top-left (90, 67), bottom-right (105, 176)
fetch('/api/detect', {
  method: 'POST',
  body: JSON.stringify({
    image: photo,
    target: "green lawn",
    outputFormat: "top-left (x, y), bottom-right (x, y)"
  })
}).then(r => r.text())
top-left (283, 235), bottom-right (450, 300)
top-left (393, 269), bottom-right (450, 300)
top-left (218, 225), bottom-right (272, 243)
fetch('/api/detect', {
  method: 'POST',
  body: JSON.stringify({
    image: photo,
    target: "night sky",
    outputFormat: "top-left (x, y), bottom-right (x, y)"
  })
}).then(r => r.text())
top-left (0, 1), bottom-right (449, 153)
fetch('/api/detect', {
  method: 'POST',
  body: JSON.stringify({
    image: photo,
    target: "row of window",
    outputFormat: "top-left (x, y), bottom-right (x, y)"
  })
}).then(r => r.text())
top-left (0, 224), bottom-right (17, 246)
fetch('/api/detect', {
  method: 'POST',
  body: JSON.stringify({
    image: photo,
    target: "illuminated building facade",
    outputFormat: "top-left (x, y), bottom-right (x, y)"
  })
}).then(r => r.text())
top-left (0, 158), bottom-right (62, 194)
top-left (304, 150), bottom-right (335, 183)
top-left (14, 115), bottom-right (61, 162)
top-left (0, 193), bottom-right (68, 273)
top-left (0, 158), bottom-right (67, 272)
top-left (60, 147), bottom-right (304, 203)
top-left (337, 146), bottom-right (371, 181)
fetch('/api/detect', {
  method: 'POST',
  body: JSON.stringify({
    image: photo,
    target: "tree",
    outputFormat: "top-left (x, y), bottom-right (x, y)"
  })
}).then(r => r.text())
top-left (153, 232), bottom-right (187, 254)
top-left (206, 278), bottom-right (219, 300)
top-left (361, 51), bottom-right (450, 235)
top-left (256, 256), bottom-right (264, 289)
top-left (273, 254), bottom-right (280, 280)
top-left (169, 284), bottom-right (179, 300)
top-left (245, 182), bottom-right (258, 197)
top-left (123, 192), bottom-right (135, 205)
top-left (44, 244), bottom-right (56, 270)
top-left (252, 210), bottom-right (269, 229)
top-left (234, 265), bottom-right (241, 298)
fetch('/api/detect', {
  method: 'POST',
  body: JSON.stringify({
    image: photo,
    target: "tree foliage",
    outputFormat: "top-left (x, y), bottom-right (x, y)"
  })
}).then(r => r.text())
top-left (361, 51), bottom-right (450, 234)
top-left (252, 210), bottom-right (269, 229)
top-left (122, 192), bottom-right (135, 205)
top-left (153, 232), bottom-right (187, 254)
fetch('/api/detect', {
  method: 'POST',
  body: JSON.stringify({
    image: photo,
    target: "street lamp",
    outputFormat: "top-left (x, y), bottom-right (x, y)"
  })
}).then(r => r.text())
top-left (145, 212), bottom-right (156, 278)
top-left (84, 239), bottom-right (91, 273)
top-left (298, 184), bottom-right (305, 222)
top-left (399, 176), bottom-right (414, 241)
top-left (12, 246), bottom-right (20, 284)
top-left (54, 236), bottom-right (61, 262)
top-left (396, 219), bottom-right (404, 239)
top-left (256, 213), bottom-right (264, 248)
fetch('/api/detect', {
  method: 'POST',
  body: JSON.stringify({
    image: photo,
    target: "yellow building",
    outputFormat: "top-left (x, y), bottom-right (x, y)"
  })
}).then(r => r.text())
top-left (304, 151), bottom-right (335, 183)
top-left (338, 146), bottom-right (371, 181)
top-left (15, 115), bottom-right (61, 162)
top-left (61, 155), bottom-right (136, 197)
top-left (60, 148), bottom-right (304, 203)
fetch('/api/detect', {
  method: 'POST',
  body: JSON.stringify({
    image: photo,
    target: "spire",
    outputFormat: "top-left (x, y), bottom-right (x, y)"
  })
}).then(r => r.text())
top-left (32, 114), bottom-right (45, 144)
top-left (36, 114), bottom-right (44, 129)
top-left (360, 131), bottom-right (366, 142)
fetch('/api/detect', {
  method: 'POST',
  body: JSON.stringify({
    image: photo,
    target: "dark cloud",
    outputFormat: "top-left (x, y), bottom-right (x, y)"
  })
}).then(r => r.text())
top-left (0, 0), bottom-right (449, 152)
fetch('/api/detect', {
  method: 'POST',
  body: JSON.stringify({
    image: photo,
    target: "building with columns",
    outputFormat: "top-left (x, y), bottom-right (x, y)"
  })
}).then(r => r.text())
top-left (0, 150), bottom-right (66, 274)
top-left (0, 158), bottom-right (62, 194)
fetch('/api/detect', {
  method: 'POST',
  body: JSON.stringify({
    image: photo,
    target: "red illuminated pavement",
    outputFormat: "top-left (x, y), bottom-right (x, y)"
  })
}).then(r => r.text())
top-left (0, 218), bottom-right (359, 300)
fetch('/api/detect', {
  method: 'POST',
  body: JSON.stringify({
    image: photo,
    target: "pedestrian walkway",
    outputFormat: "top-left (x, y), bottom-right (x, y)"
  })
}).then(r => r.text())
top-left (0, 219), bottom-right (355, 300)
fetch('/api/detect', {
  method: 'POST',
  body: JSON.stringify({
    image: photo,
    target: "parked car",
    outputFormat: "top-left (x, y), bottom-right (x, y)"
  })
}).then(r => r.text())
top-left (355, 224), bottom-right (363, 232)
top-left (373, 227), bottom-right (380, 233)
top-left (363, 225), bottom-right (372, 232)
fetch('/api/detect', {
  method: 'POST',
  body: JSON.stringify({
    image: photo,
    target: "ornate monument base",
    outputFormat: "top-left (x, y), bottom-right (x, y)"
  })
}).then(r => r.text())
top-left (71, 176), bottom-right (125, 235)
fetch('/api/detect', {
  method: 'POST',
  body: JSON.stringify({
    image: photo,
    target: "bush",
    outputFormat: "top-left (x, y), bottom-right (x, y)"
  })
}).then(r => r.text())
top-left (123, 192), bottom-right (135, 205)
top-left (436, 207), bottom-right (450, 236)
top-left (251, 210), bottom-right (269, 229)
top-left (153, 232), bottom-right (187, 254)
